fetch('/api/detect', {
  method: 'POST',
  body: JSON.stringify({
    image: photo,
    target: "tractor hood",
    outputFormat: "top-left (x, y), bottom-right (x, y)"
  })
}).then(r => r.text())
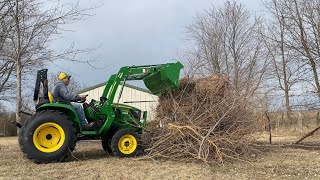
top-left (111, 103), bottom-right (140, 111)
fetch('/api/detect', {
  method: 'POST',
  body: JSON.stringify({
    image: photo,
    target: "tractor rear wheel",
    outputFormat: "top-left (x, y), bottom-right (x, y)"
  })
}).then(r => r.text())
top-left (21, 110), bottom-right (77, 163)
top-left (110, 129), bottom-right (141, 157)
top-left (18, 117), bottom-right (33, 155)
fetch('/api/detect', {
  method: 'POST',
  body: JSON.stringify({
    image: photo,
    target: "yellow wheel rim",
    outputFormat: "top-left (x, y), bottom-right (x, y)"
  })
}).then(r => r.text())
top-left (118, 134), bottom-right (137, 154)
top-left (33, 122), bottom-right (65, 153)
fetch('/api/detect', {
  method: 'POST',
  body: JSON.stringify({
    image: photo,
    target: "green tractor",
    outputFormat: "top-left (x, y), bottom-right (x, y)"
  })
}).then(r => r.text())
top-left (16, 62), bottom-right (183, 163)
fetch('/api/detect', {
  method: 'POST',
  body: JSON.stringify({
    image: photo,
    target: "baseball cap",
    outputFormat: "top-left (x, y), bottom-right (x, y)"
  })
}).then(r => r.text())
top-left (58, 72), bottom-right (71, 80)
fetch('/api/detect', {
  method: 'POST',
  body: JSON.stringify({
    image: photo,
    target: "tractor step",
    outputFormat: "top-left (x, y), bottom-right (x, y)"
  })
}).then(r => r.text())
top-left (77, 133), bottom-right (101, 141)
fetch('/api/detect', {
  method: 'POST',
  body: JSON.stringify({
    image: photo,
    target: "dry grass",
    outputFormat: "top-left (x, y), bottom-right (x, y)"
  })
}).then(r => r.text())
top-left (1, 133), bottom-right (320, 179)
top-left (0, 137), bottom-right (213, 180)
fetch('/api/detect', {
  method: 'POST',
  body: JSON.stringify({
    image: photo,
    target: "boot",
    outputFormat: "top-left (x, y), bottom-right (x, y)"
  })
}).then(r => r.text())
top-left (83, 122), bottom-right (95, 130)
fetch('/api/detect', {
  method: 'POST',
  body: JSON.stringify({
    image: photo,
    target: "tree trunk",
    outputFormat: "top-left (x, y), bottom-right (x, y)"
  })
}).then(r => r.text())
top-left (15, 61), bottom-right (22, 134)
top-left (276, 9), bottom-right (292, 126)
top-left (308, 59), bottom-right (320, 96)
top-left (281, 113), bottom-right (284, 128)
top-left (265, 111), bottom-right (272, 144)
top-left (284, 89), bottom-right (292, 126)
top-left (15, 0), bottom-right (22, 134)
top-left (297, 111), bottom-right (304, 132)
top-left (281, 41), bottom-right (292, 126)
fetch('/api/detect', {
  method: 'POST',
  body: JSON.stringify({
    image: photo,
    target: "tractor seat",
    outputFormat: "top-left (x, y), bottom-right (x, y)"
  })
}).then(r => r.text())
top-left (35, 92), bottom-right (55, 109)
top-left (48, 91), bottom-right (54, 103)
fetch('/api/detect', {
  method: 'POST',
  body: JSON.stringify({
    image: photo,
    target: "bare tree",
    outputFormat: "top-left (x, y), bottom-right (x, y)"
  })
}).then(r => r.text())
top-left (0, 1), bottom-right (15, 103)
top-left (262, 0), bottom-right (320, 125)
top-left (186, 1), bottom-right (268, 97)
top-left (263, 0), bottom-right (295, 124)
top-left (265, 0), bottom-right (320, 97)
top-left (1, 0), bottom-right (93, 129)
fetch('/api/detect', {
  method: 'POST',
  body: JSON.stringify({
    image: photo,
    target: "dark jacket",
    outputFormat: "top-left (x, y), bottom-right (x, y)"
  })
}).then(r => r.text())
top-left (53, 80), bottom-right (81, 103)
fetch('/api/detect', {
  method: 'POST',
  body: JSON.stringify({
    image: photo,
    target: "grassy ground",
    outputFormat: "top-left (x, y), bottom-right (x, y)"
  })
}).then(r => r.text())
top-left (1, 132), bottom-right (320, 180)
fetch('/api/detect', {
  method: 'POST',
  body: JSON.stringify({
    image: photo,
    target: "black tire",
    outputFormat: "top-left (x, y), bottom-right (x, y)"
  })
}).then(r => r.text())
top-left (110, 129), bottom-right (141, 157)
top-left (18, 117), bottom-right (33, 155)
top-left (21, 110), bottom-right (77, 163)
top-left (102, 127), bottom-right (118, 155)
top-left (102, 135), bottom-right (113, 155)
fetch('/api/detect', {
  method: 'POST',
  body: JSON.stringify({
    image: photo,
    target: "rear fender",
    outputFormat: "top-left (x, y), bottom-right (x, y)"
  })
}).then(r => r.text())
top-left (36, 103), bottom-right (81, 131)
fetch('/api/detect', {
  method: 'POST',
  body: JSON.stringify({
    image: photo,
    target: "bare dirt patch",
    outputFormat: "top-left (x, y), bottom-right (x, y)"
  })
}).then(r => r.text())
top-left (0, 137), bottom-right (18, 146)
top-left (1, 133), bottom-right (320, 179)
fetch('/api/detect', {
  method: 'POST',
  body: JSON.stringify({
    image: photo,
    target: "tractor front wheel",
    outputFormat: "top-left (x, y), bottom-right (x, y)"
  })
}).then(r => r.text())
top-left (110, 129), bottom-right (141, 157)
top-left (102, 135), bottom-right (113, 155)
top-left (21, 110), bottom-right (77, 163)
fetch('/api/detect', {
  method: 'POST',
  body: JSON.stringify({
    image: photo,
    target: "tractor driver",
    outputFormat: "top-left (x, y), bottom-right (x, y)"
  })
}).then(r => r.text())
top-left (53, 72), bottom-right (94, 130)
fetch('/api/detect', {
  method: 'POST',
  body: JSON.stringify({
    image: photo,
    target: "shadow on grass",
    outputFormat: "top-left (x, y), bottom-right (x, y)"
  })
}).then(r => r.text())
top-left (64, 140), bottom-right (145, 162)
top-left (251, 141), bottom-right (320, 153)
top-left (64, 140), bottom-right (112, 162)
top-left (286, 143), bottom-right (320, 151)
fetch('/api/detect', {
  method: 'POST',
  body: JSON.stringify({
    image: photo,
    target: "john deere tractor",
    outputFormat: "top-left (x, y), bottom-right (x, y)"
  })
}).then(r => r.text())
top-left (16, 62), bottom-right (183, 163)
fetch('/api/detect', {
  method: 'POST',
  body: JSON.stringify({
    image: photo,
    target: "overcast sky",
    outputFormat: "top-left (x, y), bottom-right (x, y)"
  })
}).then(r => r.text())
top-left (48, 0), bottom-right (263, 87)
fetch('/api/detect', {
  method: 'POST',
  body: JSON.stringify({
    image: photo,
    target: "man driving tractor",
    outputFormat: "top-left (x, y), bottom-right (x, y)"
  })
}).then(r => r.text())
top-left (53, 72), bottom-right (94, 129)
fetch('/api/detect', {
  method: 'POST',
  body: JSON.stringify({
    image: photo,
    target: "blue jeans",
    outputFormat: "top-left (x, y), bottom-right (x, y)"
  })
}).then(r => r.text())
top-left (71, 103), bottom-right (88, 126)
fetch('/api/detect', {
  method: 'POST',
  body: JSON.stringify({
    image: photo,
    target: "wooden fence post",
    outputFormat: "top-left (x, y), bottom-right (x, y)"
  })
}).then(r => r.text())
top-left (265, 111), bottom-right (272, 144)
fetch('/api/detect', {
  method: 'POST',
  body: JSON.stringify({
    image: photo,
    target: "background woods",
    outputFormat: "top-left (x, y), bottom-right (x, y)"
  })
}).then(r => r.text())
top-left (0, 0), bottom-right (320, 143)
top-left (0, 0), bottom-right (93, 135)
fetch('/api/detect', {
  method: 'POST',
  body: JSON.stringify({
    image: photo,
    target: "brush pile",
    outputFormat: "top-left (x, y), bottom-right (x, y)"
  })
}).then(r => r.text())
top-left (143, 75), bottom-right (256, 163)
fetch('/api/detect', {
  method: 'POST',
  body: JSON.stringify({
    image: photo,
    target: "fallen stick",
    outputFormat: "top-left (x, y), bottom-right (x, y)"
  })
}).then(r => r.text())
top-left (295, 126), bottom-right (320, 144)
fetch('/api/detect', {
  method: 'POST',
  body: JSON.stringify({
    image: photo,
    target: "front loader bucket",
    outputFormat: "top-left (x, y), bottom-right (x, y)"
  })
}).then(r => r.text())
top-left (143, 62), bottom-right (184, 95)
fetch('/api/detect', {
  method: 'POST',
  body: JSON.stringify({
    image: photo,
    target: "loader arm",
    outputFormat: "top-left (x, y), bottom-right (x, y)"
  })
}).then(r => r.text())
top-left (101, 62), bottom-right (184, 104)
top-left (84, 62), bottom-right (183, 136)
